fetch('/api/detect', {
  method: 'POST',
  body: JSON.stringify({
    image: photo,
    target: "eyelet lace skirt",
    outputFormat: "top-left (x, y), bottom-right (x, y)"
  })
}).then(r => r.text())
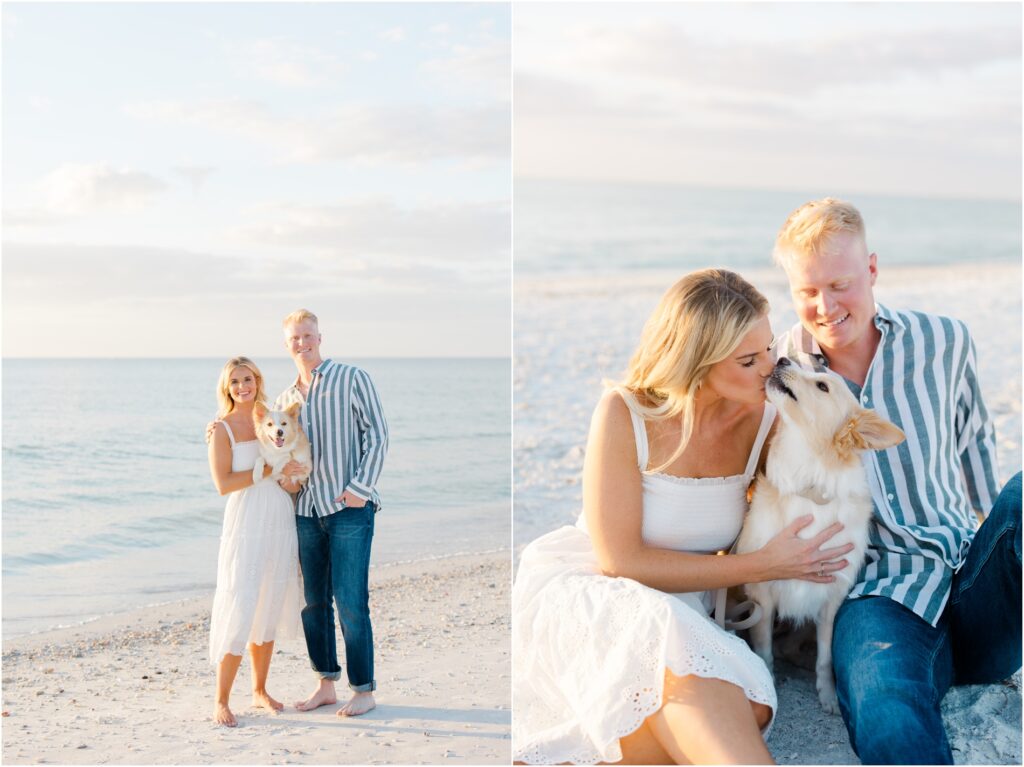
top-left (512, 524), bottom-right (776, 765)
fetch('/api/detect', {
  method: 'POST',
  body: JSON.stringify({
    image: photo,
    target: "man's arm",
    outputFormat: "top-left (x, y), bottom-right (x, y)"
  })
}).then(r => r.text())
top-left (956, 331), bottom-right (999, 519)
top-left (344, 368), bottom-right (389, 501)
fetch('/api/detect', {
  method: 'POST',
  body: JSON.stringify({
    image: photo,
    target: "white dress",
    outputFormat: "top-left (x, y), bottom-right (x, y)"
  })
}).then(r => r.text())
top-left (209, 421), bottom-right (302, 665)
top-left (512, 399), bottom-right (778, 764)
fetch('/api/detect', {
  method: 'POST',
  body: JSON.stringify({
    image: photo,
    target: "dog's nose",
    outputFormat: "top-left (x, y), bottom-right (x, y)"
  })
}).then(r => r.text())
top-left (276, 430), bottom-right (283, 437)
top-left (776, 356), bottom-right (791, 368)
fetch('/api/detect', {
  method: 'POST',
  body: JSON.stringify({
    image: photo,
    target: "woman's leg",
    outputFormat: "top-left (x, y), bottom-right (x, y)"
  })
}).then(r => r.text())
top-left (214, 653), bottom-right (243, 726)
top-left (249, 641), bottom-right (283, 711)
top-left (617, 670), bottom-right (774, 765)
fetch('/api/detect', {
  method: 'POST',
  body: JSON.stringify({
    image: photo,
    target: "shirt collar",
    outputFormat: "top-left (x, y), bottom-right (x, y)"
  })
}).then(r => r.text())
top-left (291, 358), bottom-right (333, 390)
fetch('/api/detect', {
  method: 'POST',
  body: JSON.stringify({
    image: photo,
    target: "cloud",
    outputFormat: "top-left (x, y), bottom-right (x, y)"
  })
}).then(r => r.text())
top-left (381, 27), bottom-right (406, 43)
top-left (229, 198), bottom-right (511, 275)
top-left (172, 165), bottom-right (216, 195)
top-left (225, 38), bottom-right (345, 88)
top-left (1, 242), bottom-right (508, 357)
top-left (562, 20), bottom-right (1020, 96)
top-left (33, 163), bottom-right (166, 216)
top-left (424, 40), bottom-right (511, 91)
top-left (125, 98), bottom-right (510, 164)
top-left (2, 244), bottom-right (256, 305)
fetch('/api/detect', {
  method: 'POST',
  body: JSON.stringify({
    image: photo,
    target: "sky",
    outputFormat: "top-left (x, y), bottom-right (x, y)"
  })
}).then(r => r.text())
top-left (515, 2), bottom-right (1022, 201)
top-left (2, 2), bottom-right (510, 358)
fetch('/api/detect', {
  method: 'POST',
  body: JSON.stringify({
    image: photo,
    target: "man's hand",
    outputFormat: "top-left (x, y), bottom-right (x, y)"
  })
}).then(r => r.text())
top-left (281, 460), bottom-right (306, 478)
top-left (205, 420), bottom-right (220, 444)
top-left (335, 490), bottom-right (367, 508)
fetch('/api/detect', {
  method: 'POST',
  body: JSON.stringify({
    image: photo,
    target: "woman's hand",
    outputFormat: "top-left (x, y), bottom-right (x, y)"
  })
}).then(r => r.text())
top-left (281, 461), bottom-right (305, 478)
top-left (278, 477), bottom-right (302, 494)
top-left (205, 419), bottom-right (220, 444)
top-left (755, 515), bottom-right (854, 583)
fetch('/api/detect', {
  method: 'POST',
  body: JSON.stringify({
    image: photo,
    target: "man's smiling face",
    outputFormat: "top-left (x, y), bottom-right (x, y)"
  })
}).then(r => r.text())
top-left (285, 319), bottom-right (322, 365)
top-left (782, 231), bottom-right (878, 355)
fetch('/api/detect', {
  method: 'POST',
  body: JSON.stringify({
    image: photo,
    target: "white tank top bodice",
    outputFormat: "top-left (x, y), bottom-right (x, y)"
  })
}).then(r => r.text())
top-left (220, 420), bottom-right (260, 473)
top-left (577, 396), bottom-right (777, 557)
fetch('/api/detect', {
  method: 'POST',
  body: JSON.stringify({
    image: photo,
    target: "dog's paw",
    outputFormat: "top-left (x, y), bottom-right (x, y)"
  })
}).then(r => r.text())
top-left (817, 683), bottom-right (840, 715)
top-left (252, 459), bottom-right (265, 484)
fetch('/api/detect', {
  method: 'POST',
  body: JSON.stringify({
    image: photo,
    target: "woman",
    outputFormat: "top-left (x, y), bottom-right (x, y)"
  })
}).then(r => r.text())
top-left (207, 356), bottom-right (304, 727)
top-left (512, 270), bottom-right (854, 764)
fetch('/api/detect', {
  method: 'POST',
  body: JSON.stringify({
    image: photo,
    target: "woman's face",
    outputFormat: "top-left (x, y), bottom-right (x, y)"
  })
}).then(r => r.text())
top-left (701, 316), bottom-right (775, 405)
top-left (227, 365), bottom-right (258, 405)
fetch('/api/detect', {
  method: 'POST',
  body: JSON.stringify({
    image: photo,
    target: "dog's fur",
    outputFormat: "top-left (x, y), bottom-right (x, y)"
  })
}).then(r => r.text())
top-left (735, 357), bottom-right (905, 713)
top-left (251, 401), bottom-right (312, 485)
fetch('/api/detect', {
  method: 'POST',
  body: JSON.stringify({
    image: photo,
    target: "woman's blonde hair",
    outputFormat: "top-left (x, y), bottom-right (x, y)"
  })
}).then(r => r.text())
top-left (617, 268), bottom-right (769, 471)
top-left (215, 356), bottom-right (269, 419)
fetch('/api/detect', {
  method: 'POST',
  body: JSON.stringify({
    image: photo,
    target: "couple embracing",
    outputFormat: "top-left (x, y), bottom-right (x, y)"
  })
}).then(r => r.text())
top-left (512, 199), bottom-right (1022, 765)
top-left (206, 309), bottom-right (388, 727)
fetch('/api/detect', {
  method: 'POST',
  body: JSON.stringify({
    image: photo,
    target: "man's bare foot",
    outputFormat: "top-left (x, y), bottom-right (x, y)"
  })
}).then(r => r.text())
top-left (252, 689), bottom-right (284, 712)
top-left (337, 691), bottom-right (376, 717)
top-left (294, 680), bottom-right (337, 711)
top-left (213, 702), bottom-right (237, 727)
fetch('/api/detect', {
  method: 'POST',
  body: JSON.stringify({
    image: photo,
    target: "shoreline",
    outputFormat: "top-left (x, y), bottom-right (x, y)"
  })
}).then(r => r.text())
top-left (1, 551), bottom-right (511, 765)
top-left (3, 547), bottom-right (511, 643)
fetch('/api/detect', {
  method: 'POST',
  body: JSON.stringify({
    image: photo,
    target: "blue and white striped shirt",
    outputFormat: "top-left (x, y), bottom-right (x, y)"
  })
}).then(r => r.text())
top-left (276, 359), bottom-right (389, 518)
top-left (780, 303), bottom-right (999, 626)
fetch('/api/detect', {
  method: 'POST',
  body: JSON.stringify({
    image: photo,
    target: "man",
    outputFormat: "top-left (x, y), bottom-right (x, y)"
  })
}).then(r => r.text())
top-left (772, 198), bottom-right (1021, 764)
top-left (277, 308), bottom-right (389, 717)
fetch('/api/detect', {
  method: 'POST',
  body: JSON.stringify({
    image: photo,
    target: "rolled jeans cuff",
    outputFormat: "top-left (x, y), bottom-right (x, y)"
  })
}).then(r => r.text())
top-left (317, 670), bottom-right (342, 682)
top-left (350, 680), bottom-right (376, 693)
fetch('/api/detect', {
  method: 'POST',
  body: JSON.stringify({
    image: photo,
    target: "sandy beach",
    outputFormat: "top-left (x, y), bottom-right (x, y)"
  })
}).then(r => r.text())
top-left (1, 551), bottom-right (511, 765)
top-left (514, 261), bottom-right (1022, 764)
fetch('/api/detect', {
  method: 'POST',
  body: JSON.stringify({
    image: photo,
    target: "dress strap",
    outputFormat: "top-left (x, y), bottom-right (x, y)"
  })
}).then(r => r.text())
top-left (614, 388), bottom-right (650, 472)
top-left (743, 402), bottom-right (776, 478)
top-left (220, 419), bottom-right (237, 446)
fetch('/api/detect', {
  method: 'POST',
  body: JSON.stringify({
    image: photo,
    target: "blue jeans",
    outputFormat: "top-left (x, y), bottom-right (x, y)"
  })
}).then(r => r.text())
top-left (296, 504), bottom-right (376, 692)
top-left (833, 473), bottom-right (1022, 764)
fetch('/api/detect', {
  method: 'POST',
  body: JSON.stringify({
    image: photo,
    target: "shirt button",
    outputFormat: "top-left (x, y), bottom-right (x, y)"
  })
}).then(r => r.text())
top-left (887, 493), bottom-right (894, 501)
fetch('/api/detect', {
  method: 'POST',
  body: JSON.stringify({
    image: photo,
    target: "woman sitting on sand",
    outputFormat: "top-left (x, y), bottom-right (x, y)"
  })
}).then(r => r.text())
top-left (512, 269), bottom-right (853, 764)
top-left (207, 356), bottom-right (305, 727)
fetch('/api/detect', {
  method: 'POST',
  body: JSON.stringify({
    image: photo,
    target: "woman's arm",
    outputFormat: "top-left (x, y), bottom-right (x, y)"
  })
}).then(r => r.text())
top-left (208, 423), bottom-right (270, 496)
top-left (584, 391), bottom-right (850, 592)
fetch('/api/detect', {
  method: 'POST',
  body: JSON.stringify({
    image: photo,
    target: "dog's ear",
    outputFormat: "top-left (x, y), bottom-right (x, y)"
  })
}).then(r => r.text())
top-left (835, 410), bottom-right (905, 457)
top-left (253, 402), bottom-right (267, 421)
top-left (285, 401), bottom-right (302, 418)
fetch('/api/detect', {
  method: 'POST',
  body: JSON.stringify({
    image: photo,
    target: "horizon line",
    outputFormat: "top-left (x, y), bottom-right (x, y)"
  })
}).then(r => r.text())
top-left (513, 175), bottom-right (1024, 206)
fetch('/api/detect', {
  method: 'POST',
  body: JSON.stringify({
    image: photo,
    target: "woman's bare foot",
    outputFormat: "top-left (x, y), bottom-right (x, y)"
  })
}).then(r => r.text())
top-left (337, 691), bottom-right (376, 717)
top-left (213, 702), bottom-right (237, 727)
top-left (295, 679), bottom-right (337, 711)
top-left (252, 689), bottom-right (284, 712)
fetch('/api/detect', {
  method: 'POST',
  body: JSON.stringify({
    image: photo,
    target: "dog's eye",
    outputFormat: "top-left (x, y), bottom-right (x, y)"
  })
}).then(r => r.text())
top-left (816, 382), bottom-right (829, 393)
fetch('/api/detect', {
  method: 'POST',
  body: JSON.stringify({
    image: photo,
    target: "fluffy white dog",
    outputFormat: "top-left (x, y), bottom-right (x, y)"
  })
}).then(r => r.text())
top-left (251, 401), bottom-right (312, 486)
top-left (736, 356), bottom-right (905, 713)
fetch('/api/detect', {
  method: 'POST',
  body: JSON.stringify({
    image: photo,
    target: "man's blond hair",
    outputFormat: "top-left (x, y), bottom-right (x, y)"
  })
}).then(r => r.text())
top-left (773, 198), bottom-right (866, 266)
top-left (282, 309), bottom-right (319, 330)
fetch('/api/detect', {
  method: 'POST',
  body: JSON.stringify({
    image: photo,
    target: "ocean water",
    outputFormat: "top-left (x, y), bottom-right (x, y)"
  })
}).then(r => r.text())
top-left (2, 357), bottom-right (510, 637)
top-left (515, 179), bottom-right (1022, 275)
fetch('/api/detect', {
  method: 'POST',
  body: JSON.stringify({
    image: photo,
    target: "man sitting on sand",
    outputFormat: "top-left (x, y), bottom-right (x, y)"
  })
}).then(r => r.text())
top-left (277, 309), bottom-right (389, 718)
top-left (772, 198), bottom-right (1022, 765)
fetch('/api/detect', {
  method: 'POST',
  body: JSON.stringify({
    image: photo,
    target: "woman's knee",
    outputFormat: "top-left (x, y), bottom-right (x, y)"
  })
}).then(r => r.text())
top-left (750, 701), bottom-right (772, 730)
